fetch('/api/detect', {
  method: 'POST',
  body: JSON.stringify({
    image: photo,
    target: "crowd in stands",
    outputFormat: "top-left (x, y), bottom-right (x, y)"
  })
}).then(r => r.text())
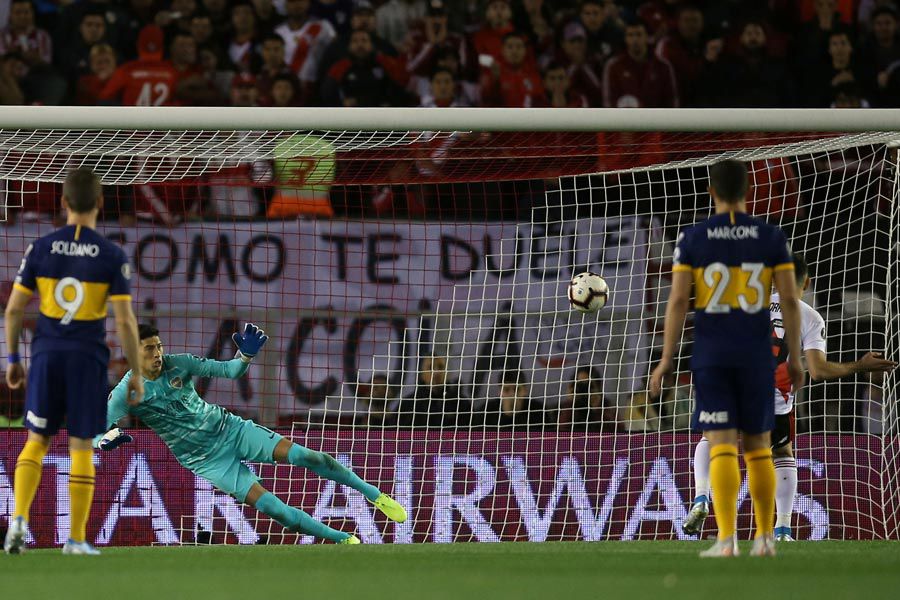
top-left (1, 0), bottom-right (900, 109)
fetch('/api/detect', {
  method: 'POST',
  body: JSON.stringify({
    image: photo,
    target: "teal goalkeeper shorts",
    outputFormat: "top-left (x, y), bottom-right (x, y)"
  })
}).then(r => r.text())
top-left (191, 416), bottom-right (285, 502)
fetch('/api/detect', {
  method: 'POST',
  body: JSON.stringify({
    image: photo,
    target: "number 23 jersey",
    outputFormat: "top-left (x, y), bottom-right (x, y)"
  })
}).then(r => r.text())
top-left (673, 211), bottom-right (793, 369)
top-left (13, 224), bottom-right (132, 363)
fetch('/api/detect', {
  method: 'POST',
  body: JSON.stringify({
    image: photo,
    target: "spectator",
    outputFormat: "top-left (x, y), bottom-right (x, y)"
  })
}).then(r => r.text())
top-left (747, 144), bottom-right (802, 221)
top-left (831, 81), bottom-right (870, 107)
top-left (471, 0), bottom-right (515, 66)
top-left (480, 371), bottom-right (545, 429)
top-left (622, 389), bottom-right (660, 432)
top-left (201, 0), bottom-right (231, 32)
top-left (100, 24), bottom-right (179, 106)
top-left (536, 62), bottom-right (588, 107)
top-left (57, 8), bottom-right (108, 80)
top-left (228, 0), bottom-right (260, 72)
top-left (602, 19), bottom-right (678, 107)
top-left (320, 29), bottom-right (409, 106)
top-left (198, 43), bottom-right (233, 99)
top-left (357, 373), bottom-right (398, 426)
top-left (655, 3), bottom-right (706, 107)
top-left (157, 0), bottom-right (199, 37)
top-left (75, 43), bottom-right (116, 105)
top-left (269, 73), bottom-right (299, 106)
top-left (794, 0), bottom-right (849, 70)
top-left (257, 34), bottom-right (299, 105)
top-left (554, 21), bottom-right (603, 106)
top-left (319, 2), bottom-right (396, 79)
top-left (480, 32), bottom-right (544, 107)
top-left (170, 31), bottom-right (223, 106)
top-left (274, 0), bottom-right (336, 90)
top-left (398, 355), bottom-right (472, 428)
top-left (311, 0), bottom-right (356, 35)
top-left (376, 0), bottom-right (426, 50)
top-left (514, 0), bottom-right (554, 56)
top-left (696, 20), bottom-right (793, 108)
top-left (1, 0), bottom-right (52, 66)
top-left (406, 0), bottom-right (477, 85)
top-left (558, 365), bottom-right (618, 432)
top-left (419, 67), bottom-right (461, 106)
top-left (251, 0), bottom-right (281, 35)
top-left (858, 6), bottom-right (900, 106)
top-left (122, 0), bottom-right (160, 59)
top-left (409, 46), bottom-right (480, 106)
top-left (190, 11), bottom-right (216, 47)
top-left (803, 30), bottom-right (862, 107)
top-left (0, 52), bottom-right (26, 105)
top-left (56, 0), bottom-right (129, 59)
top-left (230, 71), bottom-right (259, 106)
top-left (578, 0), bottom-right (624, 67)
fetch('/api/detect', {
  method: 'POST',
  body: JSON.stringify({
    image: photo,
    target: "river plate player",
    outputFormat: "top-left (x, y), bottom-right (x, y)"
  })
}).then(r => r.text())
top-left (650, 159), bottom-right (805, 557)
top-left (97, 323), bottom-right (407, 544)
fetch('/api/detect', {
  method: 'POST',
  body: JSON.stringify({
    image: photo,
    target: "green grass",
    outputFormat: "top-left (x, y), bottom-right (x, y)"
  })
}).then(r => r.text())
top-left (4, 541), bottom-right (898, 600)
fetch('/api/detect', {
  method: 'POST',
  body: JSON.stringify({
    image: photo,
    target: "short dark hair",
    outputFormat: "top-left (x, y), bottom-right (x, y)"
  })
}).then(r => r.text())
top-left (872, 6), bottom-right (899, 21)
top-left (62, 167), bottom-right (102, 213)
top-left (261, 33), bottom-right (285, 46)
top-left (502, 370), bottom-right (527, 386)
top-left (793, 254), bottom-right (808, 285)
top-left (138, 323), bottom-right (160, 341)
top-left (708, 160), bottom-right (749, 203)
top-left (502, 31), bottom-right (526, 44)
top-left (430, 67), bottom-right (455, 81)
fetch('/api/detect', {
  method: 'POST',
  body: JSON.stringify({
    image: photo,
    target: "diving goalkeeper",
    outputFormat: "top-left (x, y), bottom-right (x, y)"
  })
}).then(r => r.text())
top-left (99, 323), bottom-right (406, 544)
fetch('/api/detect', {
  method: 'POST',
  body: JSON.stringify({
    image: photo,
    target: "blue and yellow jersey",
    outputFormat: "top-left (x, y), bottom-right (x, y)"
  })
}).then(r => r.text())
top-left (13, 224), bottom-right (132, 364)
top-left (673, 211), bottom-right (793, 368)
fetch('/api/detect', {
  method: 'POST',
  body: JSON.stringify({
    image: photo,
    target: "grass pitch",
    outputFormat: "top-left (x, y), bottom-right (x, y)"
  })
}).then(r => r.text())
top-left (3, 541), bottom-right (897, 600)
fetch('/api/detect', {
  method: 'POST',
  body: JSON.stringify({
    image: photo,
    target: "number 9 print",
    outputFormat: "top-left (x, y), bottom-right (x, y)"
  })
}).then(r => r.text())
top-left (54, 276), bottom-right (85, 325)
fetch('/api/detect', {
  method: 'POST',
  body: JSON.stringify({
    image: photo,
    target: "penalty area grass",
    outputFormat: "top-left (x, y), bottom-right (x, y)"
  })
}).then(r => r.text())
top-left (3, 541), bottom-right (898, 600)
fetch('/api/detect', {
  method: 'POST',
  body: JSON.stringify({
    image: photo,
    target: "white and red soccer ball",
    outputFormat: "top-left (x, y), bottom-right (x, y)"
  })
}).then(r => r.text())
top-left (567, 272), bottom-right (609, 314)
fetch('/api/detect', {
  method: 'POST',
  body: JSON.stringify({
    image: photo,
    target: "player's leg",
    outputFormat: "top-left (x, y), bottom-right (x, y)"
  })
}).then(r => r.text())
top-left (739, 366), bottom-right (778, 556)
top-left (683, 436), bottom-right (710, 535)
top-left (692, 367), bottom-right (740, 557)
top-left (5, 353), bottom-right (59, 554)
top-left (244, 482), bottom-right (358, 544)
top-left (772, 412), bottom-right (797, 541)
top-left (60, 354), bottom-right (108, 555)
top-left (270, 437), bottom-right (408, 523)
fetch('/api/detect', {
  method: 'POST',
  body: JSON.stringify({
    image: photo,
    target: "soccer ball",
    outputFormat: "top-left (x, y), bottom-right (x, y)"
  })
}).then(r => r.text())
top-left (568, 272), bottom-right (609, 314)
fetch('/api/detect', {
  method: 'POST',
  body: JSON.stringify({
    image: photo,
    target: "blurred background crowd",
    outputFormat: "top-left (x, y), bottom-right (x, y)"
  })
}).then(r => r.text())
top-left (1, 0), bottom-right (900, 109)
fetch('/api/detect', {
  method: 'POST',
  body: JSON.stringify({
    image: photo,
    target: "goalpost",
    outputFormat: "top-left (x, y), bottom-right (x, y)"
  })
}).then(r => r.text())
top-left (0, 107), bottom-right (897, 545)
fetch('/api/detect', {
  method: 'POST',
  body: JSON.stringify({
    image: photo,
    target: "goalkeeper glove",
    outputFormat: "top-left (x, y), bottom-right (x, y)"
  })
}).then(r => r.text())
top-left (232, 323), bottom-right (269, 359)
top-left (99, 428), bottom-right (133, 451)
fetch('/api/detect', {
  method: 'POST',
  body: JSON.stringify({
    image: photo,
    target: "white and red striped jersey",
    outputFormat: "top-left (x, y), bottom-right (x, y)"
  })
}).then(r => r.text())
top-left (0, 26), bottom-right (52, 64)
top-left (770, 291), bottom-right (827, 415)
top-left (274, 19), bottom-right (336, 82)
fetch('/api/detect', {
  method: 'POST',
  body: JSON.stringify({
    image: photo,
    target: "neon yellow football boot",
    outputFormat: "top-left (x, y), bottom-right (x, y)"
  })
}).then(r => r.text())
top-left (369, 493), bottom-right (408, 523)
top-left (338, 535), bottom-right (361, 545)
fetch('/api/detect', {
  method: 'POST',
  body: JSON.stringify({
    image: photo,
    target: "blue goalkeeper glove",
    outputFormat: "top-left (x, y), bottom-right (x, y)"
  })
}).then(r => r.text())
top-left (99, 427), bottom-right (133, 451)
top-left (232, 323), bottom-right (269, 358)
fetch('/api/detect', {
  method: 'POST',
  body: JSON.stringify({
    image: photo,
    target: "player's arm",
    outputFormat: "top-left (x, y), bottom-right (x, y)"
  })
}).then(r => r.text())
top-left (178, 323), bottom-right (269, 379)
top-left (5, 242), bottom-right (38, 389)
top-left (110, 298), bottom-right (144, 405)
top-left (4, 287), bottom-right (31, 389)
top-left (649, 269), bottom-right (692, 396)
top-left (773, 268), bottom-right (804, 391)
top-left (805, 350), bottom-right (897, 382)
top-left (94, 374), bottom-right (134, 451)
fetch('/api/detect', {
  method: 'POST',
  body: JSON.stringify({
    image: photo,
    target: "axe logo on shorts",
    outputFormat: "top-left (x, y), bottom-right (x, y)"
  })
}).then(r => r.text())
top-left (698, 410), bottom-right (729, 424)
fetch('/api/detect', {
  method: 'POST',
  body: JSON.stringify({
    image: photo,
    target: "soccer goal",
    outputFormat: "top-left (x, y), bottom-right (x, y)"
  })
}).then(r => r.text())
top-left (0, 107), bottom-right (897, 546)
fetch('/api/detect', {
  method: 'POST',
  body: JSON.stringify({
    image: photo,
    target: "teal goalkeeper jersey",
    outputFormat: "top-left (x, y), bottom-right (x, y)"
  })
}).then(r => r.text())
top-left (105, 354), bottom-right (249, 469)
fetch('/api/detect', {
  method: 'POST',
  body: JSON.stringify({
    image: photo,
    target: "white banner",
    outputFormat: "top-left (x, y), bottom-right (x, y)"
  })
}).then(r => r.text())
top-left (1, 219), bottom-right (649, 418)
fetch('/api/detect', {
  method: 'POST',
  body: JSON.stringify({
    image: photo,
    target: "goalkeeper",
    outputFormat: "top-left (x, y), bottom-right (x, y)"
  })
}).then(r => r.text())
top-left (99, 323), bottom-right (406, 544)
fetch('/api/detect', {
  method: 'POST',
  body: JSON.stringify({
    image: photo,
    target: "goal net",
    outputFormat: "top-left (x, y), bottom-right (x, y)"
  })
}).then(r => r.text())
top-left (0, 109), bottom-right (897, 545)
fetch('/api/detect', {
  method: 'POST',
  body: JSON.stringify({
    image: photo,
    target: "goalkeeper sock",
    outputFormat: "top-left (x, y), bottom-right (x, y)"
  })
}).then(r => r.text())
top-left (69, 449), bottom-right (96, 543)
top-left (255, 492), bottom-right (350, 542)
top-left (13, 439), bottom-right (49, 520)
top-left (693, 437), bottom-right (710, 503)
top-left (709, 443), bottom-right (740, 541)
top-left (774, 456), bottom-right (797, 529)
top-left (747, 447), bottom-right (776, 538)
top-left (287, 444), bottom-right (380, 502)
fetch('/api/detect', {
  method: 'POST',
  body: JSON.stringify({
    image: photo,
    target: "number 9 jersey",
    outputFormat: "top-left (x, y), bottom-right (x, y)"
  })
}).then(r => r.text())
top-left (13, 224), bottom-right (132, 364)
top-left (673, 211), bottom-right (793, 369)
